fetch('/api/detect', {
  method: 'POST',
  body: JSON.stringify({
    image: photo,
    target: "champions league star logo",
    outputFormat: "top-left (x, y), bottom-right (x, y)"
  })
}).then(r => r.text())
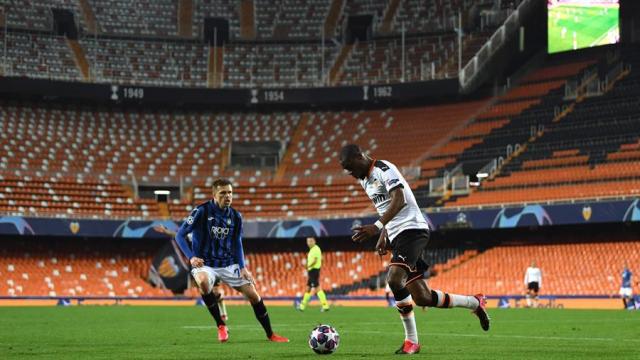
top-left (491, 205), bottom-right (552, 228)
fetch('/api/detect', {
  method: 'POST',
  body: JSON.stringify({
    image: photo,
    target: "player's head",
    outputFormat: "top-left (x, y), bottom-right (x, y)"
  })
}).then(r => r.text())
top-left (339, 144), bottom-right (371, 180)
top-left (306, 236), bottom-right (316, 248)
top-left (531, 261), bottom-right (536, 268)
top-left (212, 178), bottom-right (233, 208)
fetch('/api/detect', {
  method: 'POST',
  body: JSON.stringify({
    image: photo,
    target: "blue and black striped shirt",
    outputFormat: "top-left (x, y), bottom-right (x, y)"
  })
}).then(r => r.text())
top-left (175, 200), bottom-right (245, 269)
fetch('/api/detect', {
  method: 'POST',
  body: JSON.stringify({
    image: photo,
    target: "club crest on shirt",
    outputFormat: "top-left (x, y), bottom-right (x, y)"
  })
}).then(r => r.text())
top-left (227, 218), bottom-right (232, 226)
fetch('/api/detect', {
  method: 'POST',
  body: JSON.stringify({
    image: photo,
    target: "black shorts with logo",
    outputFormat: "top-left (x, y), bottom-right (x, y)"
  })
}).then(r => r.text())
top-left (307, 268), bottom-right (320, 287)
top-left (527, 281), bottom-right (539, 292)
top-left (389, 229), bottom-right (430, 283)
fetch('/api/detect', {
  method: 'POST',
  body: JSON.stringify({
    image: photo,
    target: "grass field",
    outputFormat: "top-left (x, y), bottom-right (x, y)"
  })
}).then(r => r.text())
top-left (1, 306), bottom-right (639, 359)
top-left (548, 3), bottom-right (619, 53)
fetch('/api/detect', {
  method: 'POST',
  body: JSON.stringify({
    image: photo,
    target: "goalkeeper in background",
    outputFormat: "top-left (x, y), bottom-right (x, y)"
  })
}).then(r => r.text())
top-left (298, 237), bottom-right (330, 312)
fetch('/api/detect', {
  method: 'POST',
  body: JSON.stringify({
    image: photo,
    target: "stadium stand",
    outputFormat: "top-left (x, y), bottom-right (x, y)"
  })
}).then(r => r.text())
top-left (3, 0), bottom-right (82, 31)
top-left (192, 0), bottom-right (241, 39)
top-left (428, 240), bottom-right (640, 296)
top-left (0, 239), bottom-right (171, 297)
top-left (444, 53), bottom-right (640, 207)
top-left (3, 33), bottom-right (82, 81)
top-left (88, 0), bottom-right (178, 37)
top-left (80, 38), bottom-right (207, 87)
top-left (338, 32), bottom-right (490, 85)
top-left (0, 97), bottom-right (487, 220)
top-left (222, 42), bottom-right (337, 88)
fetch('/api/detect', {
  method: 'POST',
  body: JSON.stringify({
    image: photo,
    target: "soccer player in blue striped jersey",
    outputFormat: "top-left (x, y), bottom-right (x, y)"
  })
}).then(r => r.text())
top-left (175, 178), bottom-right (289, 343)
top-left (620, 263), bottom-right (633, 309)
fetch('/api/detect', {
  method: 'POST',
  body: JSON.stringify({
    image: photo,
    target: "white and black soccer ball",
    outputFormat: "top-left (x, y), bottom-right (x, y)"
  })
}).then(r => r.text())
top-left (308, 324), bottom-right (340, 355)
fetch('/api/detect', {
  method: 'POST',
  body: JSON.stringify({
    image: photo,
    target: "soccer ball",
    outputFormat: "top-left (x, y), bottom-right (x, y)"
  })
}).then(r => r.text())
top-left (308, 324), bottom-right (339, 355)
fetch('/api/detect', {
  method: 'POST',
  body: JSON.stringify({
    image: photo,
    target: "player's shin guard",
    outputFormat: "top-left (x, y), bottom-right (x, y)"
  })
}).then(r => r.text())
top-left (394, 293), bottom-right (418, 343)
top-left (393, 288), bottom-right (418, 344)
top-left (428, 290), bottom-right (480, 310)
top-left (202, 292), bottom-right (225, 326)
top-left (252, 299), bottom-right (274, 338)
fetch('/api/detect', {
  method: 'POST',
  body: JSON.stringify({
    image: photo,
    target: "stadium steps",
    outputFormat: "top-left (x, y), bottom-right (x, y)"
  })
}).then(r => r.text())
top-left (67, 40), bottom-right (90, 80)
top-left (378, 0), bottom-right (402, 34)
top-left (432, 60), bottom-right (598, 207)
top-left (208, 47), bottom-right (225, 88)
top-left (239, 0), bottom-right (256, 40)
top-left (274, 113), bottom-right (311, 183)
top-left (329, 44), bottom-right (355, 86)
top-left (177, 0), bottom-right (193, 37)
top-left (77, 0), bottom-right (98, 34)
top-left (324, 0), bottom-right (345, 38)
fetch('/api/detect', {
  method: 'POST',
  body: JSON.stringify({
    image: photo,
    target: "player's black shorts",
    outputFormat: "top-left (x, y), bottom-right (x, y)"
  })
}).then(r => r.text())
top-left (213, 277), bottom-right (221, 286)
top-left (389, 229), bottom-right (430, 283)
top-left (527, 281), bottom-right (539, 292)
top-left (307, 268), bottom-right (320, 288)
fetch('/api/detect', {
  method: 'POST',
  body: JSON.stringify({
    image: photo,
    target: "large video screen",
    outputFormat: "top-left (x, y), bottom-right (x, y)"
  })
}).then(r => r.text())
top-left (548, 0), bottom-right (619, 54)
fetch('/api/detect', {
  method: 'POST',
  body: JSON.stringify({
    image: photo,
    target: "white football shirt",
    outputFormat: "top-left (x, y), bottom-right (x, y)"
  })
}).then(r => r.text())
top-left (359, 159), bottom-right (429, 242)
top-left (524, 267), bottom-right (542, 285)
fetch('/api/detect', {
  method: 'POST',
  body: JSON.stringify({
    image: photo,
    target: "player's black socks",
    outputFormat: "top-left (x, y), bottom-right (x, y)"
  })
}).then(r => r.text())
top-left (251, 299), bottom-right (273, 338)
top-left (202, 292), bottom-right (225, 327)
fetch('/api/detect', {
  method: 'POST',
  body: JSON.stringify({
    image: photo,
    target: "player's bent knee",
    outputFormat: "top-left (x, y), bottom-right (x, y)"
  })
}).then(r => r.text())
top-left (195, 273), bottom-right (211, 293)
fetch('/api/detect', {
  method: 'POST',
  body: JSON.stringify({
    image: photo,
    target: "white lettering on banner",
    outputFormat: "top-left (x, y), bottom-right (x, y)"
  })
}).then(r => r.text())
top-left (263, 90), bottom-right (285, 102)
top-left (122, 87), bottom-right (144, 99)
top-left (373, 86), bottom-right (392, 98)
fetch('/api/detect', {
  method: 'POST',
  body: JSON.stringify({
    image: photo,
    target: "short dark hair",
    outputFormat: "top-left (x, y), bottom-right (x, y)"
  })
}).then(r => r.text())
top-left (340, 143), bottom-right (362, 161)
top-left (212, 178), bottom-right (233, 190)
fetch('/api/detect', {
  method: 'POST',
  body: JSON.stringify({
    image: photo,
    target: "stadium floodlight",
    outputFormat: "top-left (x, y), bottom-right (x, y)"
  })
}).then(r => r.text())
top-left (153, 190), bottom-right (170, 195)
top-left (476, 172), bottom-right (489, 179)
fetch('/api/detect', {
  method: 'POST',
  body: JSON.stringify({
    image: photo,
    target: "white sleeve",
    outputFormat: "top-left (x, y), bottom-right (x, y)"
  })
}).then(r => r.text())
top-left (524, 269), bottom-right (529, 285)
top-left (379, 163), bottom-right (404, 193)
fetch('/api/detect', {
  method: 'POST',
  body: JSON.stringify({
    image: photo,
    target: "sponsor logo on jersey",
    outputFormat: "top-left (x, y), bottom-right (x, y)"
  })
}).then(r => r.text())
top-left (371, 193), bottom-right (389, 205)
top-left (211, 226), bottom-right (230, 240)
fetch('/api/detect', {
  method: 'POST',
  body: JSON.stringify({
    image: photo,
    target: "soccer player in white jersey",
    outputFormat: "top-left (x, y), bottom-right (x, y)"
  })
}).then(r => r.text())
top-left (524, 261), bottom-right (542, 308)
top-left (339, 144), bottom-right (490, 355)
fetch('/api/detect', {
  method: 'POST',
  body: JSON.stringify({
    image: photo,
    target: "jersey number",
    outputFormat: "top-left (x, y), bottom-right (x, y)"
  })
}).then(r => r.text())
top-left (234, 268), bottom-right (240, 278)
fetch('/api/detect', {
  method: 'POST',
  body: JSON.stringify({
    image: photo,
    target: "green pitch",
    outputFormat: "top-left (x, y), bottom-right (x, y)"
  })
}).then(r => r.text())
top-left (548, 4), bottom-right (619, 53)
top-left (1, 306), bottom-right (638, 359)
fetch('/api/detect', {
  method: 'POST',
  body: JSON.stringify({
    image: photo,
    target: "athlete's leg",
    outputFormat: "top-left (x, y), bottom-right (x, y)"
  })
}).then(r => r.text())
top-left (192, 269), bottom-right (227, 341)
top-left (300, 286), bottom-right (317, 310)
top-left (387, 265), bottom-right (419, 347)
top-left (235, 283), bottom-right (288, 342)
top-left (213, 285), bottom-right (228, 320)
